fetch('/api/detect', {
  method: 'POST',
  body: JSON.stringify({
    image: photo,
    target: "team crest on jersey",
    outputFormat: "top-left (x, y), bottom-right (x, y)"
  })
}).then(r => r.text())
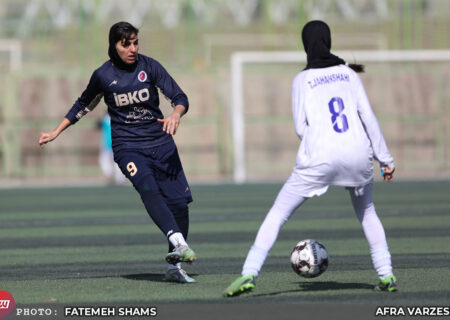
top-left (138, 71), bottom-right (147, 82)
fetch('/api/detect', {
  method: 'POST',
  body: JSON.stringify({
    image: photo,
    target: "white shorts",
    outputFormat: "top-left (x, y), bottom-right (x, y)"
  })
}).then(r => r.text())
top-left (285, 169), bottom-right (372, 198)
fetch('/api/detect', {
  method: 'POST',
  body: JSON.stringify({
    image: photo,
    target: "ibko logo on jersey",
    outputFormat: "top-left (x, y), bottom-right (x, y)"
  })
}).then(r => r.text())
top-left (113, 88), bottom-right (150, 107)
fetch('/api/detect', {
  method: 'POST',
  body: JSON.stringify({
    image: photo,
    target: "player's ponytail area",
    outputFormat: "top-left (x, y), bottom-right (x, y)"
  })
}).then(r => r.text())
top-left (0, 181), bottom-right (448, 319)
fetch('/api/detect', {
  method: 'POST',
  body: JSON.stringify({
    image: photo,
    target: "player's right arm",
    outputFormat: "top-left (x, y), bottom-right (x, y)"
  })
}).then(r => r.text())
top-left (38, 70), bottom-right (104, 148)
top-left (39, 118), bottom-right (71, 148)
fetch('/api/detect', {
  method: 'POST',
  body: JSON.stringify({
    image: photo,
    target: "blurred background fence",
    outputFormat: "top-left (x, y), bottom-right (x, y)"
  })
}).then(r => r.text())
top-left (0, 0), bottom-right (449, 185)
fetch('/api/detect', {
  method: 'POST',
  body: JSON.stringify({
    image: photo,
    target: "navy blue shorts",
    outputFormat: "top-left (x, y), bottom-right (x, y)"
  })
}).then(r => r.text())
top-left (114, 140), bottom-right (193, 205)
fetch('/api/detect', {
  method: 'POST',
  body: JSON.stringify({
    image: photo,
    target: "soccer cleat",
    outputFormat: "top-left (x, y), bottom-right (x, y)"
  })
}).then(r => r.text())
top-left (223, 275), bottom-right (256, 297)
top-left (165, 245), bottom-right (197, 265)
top-left (164, 268), bottom-right (196, 283)
top-left (374, 275), bottom-right (398, 292)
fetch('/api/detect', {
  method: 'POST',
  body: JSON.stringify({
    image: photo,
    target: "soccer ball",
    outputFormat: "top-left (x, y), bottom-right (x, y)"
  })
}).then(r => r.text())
top-left (290, 239), bottom-right (328, 278)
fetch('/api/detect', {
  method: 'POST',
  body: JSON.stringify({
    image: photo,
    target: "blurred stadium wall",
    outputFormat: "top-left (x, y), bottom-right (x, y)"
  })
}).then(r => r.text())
top-left (0, 0), bottom-right (449, 185)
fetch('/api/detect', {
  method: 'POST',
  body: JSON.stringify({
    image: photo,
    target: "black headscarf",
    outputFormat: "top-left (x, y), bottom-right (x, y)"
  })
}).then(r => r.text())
top-left (108, 21), bottom-right (139, 71)
top-left (301, 20), bottom-right (345, 70)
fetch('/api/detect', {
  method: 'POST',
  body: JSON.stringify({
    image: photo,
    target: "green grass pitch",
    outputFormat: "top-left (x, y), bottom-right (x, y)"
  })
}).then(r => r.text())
top-left (0, 181), bottom-right (449, 318)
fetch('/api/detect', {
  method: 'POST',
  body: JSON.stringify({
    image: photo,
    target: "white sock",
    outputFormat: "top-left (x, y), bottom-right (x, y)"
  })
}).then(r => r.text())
top-left (370, 243), bottom-right (393, 279)
top-left (360, 207), bottom-right (393, 279)
top-left (349, 184), bottom-right (393, 279)
top-left (168, 232), bottom-right (188, 248)
top-left (242, 245), bottom-right (268, 277)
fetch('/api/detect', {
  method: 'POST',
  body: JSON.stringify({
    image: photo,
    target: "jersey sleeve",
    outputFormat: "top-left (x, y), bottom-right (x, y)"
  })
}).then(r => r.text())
top-left (150, 59), bottom-right (189, 113)
top-left (65, 70), bottom-right (104, 124)
top-left (353, 73), bottom-right (394, 168)
top-left (292, 74), bottom-right (307, 139)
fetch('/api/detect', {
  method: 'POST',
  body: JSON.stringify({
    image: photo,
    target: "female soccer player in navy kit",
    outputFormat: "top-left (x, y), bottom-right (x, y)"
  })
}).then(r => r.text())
top-left (224, 20), bottom-right (397, 296)
top-left (39, 22), bottom-right (197, 283)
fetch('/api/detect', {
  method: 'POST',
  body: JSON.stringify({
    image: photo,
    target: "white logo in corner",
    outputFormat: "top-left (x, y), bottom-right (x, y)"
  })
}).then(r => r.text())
top-left (0, 300), bottom-right (10, 309)
top-left (166, 230), bottom-right (174, 237)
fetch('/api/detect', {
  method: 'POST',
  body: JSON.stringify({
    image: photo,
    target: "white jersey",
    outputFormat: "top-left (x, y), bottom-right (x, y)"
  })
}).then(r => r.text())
top-left (291, 65), bottom-right (394, 195)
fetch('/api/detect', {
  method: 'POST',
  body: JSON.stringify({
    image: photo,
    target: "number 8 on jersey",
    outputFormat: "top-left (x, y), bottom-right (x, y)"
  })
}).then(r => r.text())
top-left (328, 97), bottom-right (349, 133)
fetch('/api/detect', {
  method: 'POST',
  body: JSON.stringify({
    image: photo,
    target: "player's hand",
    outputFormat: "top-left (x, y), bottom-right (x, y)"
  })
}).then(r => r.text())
top-left (157, 113), bottom-right (181, 135)
top-left (39, 131), bottom-right (58, 149)
top-left (381, 166), bottom-right (395, 182)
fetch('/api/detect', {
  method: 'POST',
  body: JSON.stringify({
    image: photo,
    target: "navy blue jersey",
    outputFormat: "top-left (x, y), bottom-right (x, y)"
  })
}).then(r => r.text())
top-left (65, 54), bottom-right (189, 151)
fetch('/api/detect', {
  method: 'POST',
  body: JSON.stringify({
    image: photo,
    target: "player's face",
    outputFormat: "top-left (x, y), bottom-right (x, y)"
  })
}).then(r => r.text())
top-left (115, 33), bottom-right (139, 64)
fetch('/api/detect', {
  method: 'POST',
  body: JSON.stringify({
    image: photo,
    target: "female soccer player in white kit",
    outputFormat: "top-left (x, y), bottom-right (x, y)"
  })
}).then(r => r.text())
top-left (224, 20), bottom-right (397, 297)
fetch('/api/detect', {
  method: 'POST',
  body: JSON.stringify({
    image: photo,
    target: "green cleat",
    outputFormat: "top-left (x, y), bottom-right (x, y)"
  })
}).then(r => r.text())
top-left (223, 275), bottom-right (256, 297)
top-left (374, 275), bottom-right (398, 292)
top-left (164, 268), bottom-right (196, 283)
top-left (165, 245), bottom-right (197, 265)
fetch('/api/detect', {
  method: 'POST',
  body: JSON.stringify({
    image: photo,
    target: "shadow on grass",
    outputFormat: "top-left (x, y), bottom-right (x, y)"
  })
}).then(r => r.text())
top-left (252, 281), bottom-right (373, 298)
top-left (298, 281), bottom-right (373, 291)
top-left (121, 273), bottom-right (166, 283)
top-left (121, 273), bottom-right (200, 283)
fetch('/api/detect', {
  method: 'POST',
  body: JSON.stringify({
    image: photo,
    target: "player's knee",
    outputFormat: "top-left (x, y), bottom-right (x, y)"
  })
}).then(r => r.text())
top-left (266, 207), bottom-right (289, 225)
top-left (167, 202), bottom-right (189, 218)
top-left (363, 202), bottom-right (377, 216)
top-left (134, 175), bottom-right (159, 195)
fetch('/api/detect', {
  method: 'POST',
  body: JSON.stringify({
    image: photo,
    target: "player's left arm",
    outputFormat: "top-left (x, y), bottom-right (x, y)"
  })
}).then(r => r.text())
top-left (157, 104), bottom-right (185, 135)
top-left (151, 59), bottom-right (189, 135)
top-left (353, 73), bottom-right (395, 175)
top-left (381, 166), bottom-right (395, 182)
